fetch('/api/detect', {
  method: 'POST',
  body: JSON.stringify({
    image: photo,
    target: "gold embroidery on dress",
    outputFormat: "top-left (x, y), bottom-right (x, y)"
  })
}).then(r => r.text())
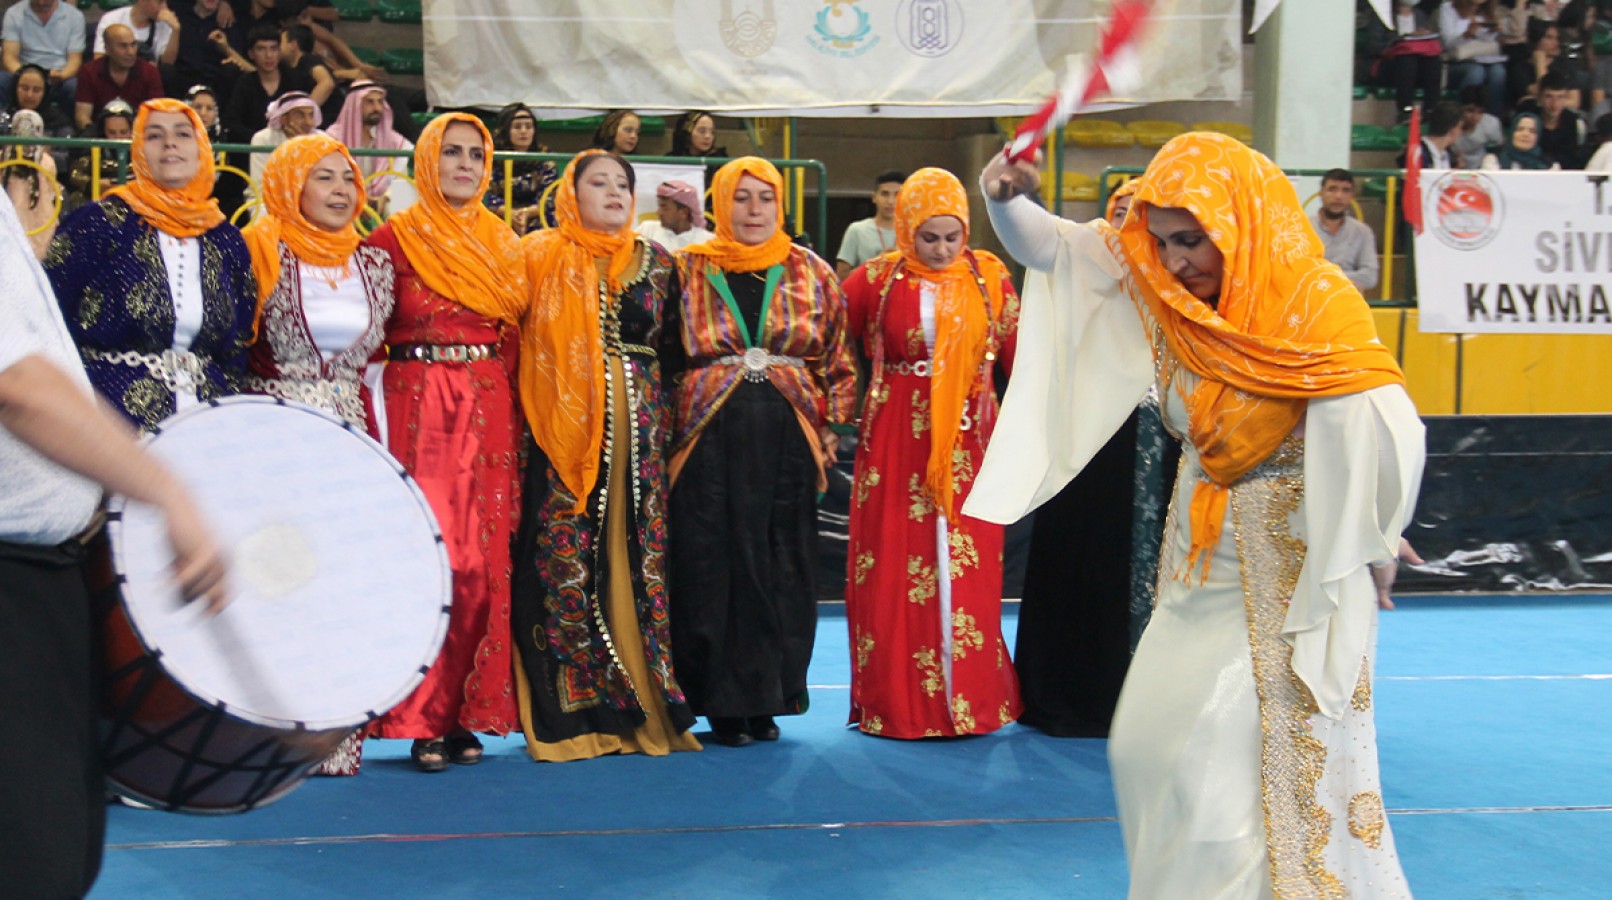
top-left (103, 198), bottom-right (129, 227)
top-left (905, 324), bottom-right (926, 359)
top-left (950, 446), bottom-right (974, 496)
top-left (78, 284), bottom-right (104, 330)
top-left (913, 647), bottom-right (942, 696)
top-left (855, 466), bottom-right (881, 505)
top-left (923, 728), bottom-right (943, 737)
top-left (854, 551), bottom-right (876, 586)
top-left (907, 473), bottom-right (934, 522)
top-left (951, 694), bottom-right (975, 731)
top-left (948, 529), bottom-right (978, 578)
top-left (1351, 658), bottom-right (1373, 712)
top-left (863, 715), bottom-right (884, 734)
top-left (122, 377), bottom-right (167, 430)
top-left (44, 229), bottom-right (70, 267)
top-left (854, 627), bottom-right (874, 671)
top-left (906, 555), bottom-right (936, 605)
top-left (951, 608), bottom-right (984, 660)
top-left (910, 390), bottom-right (930, 439)
top-left (1230, 435), bottom-right (1346, 899)
top-left (1348, 791), bottom-right (1386, 850)
top-left (999, 701), bottom-right (1014, 727)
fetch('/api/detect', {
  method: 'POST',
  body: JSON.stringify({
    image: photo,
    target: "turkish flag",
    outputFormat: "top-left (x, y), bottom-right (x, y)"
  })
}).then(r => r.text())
top-left (1404, 105), bottom-right (1424, 235)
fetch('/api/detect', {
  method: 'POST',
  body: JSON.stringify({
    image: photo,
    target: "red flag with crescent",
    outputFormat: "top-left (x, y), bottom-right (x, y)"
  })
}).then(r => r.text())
top-left (1404, 105), bottom-right (1424, 235)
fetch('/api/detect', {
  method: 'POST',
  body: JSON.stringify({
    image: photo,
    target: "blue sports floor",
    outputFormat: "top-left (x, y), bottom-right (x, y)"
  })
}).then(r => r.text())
top-left (94, 594), bottom-right (1612, 898)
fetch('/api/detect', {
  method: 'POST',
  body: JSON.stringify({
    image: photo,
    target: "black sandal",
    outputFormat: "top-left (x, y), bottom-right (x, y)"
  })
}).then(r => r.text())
top-left (445, 732), bottom-right (484, 765)
top-left (411, 738), bottom-right (448, 772)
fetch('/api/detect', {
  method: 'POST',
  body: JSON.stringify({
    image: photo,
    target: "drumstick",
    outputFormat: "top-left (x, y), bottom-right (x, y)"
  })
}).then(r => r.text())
top-left (1005, 0), bottom-right (1153, 163)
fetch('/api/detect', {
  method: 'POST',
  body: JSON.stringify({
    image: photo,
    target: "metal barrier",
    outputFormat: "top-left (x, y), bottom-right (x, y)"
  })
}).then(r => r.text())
top-left (0, 136), bottom-right (831, 251)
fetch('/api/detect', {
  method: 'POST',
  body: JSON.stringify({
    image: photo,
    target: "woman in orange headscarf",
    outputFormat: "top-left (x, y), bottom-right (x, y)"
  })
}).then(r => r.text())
top-left (971, 134), bottom-right (1423, 897)
top-left (839, 167), bottom-right (1023, 740)
top-left (666, 157), bottom-right (857, 747)
top-left (509, 149), bottom-right (701, 762)
top-left (45, 98), bottom-right (257, 433)
top-left (240, 134), bottom-right (396, 776)
top-left (364, 113), bottom-right (528, 772)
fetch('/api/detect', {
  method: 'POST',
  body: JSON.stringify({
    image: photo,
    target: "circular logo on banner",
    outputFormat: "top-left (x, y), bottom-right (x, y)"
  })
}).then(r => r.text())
top-left (895, 0), bottom-right (964, 58)
top-left (1430, 171), bottom-right (1504, 250)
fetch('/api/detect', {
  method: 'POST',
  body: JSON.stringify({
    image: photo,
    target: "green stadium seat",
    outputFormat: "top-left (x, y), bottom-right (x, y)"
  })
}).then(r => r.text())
top-left (380, 47), bottom-right (425, 75)
top-left (335, 0), bottom-right (374, 23)
top-left (376, 0), bottom-right (423, 25)
top-left (350, 45), bottom-right (383, 67)
top-left (1594, 28), bottom-right (1612, 55)
top-left (543, 115), bottom-right (668, 135)
top-left (99, 0), bottom-right (134, 9)
top-left (1351, 124), bottom-right (1384, 151)
top-left (1353, 85), bottom-right (1369, 100)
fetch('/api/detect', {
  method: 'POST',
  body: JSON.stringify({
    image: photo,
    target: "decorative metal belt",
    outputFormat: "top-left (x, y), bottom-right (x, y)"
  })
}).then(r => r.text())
top-left (83, 348), bottom-right (208, 393)
top-left (885, 357), bottom-right (944, 377)
top-left (615, 343), bottom-right (658, 358)
top-left (699, 347), bottom-right (807, 382)
top-left (245, 375), bottom-right (365, 427)
top-left (388, 342), bottom-right (498, 363)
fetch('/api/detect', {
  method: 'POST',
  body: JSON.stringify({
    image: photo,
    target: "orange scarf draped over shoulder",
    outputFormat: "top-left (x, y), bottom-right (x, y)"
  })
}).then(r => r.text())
top-left (873, 167), bottom-right (1009, 518)
top-left (240, 134), bottom-right (368, 330)
top-left (682, 156), bottom-right (794, 273)
top-left (105, 99), bottom-right (224, 238)
top-left (1117, 132), bottom-right (1406, 579)
top-left (388, 113), bottom-right (526, 323)
top-left (519, 150), bottom-right (639, 513)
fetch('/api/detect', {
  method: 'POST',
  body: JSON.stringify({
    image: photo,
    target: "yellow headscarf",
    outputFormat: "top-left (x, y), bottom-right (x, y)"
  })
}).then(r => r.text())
top-left (519, 150), bottom-right (640, 513)
top-left (682, 156), bottom-right (794, 273)
top-left (1117, 132), bottom-right (1406, 579)
top-left (875, 167), bottom-right (1010, 518)
top-left (387, 113), bottom-right (527, 323)
top-left (240, 134), bottom-right (368, 324)
top-left (105, 99), bottom-right (224, 238)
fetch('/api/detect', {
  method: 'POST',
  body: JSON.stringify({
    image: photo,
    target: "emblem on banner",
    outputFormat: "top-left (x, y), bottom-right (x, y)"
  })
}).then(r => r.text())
top-left (808, 1), bottom-right (878, 58)
top-left (720, 0), bottom-right (778, 58)
top-left (895, 0), bottom-right (962, 58)
top-left (1430, 171), bottom-right (1504, 251)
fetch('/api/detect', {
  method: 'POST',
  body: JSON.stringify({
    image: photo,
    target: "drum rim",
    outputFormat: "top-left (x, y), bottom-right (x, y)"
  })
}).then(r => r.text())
top-left (106, 395), bottom-right (452, 732)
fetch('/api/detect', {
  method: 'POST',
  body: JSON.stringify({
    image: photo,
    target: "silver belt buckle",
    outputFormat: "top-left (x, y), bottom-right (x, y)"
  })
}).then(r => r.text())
top-left (742, 347), bottom-right (770, 381)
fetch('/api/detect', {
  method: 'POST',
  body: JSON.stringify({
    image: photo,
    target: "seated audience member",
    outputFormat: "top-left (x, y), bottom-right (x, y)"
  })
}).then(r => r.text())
top-left (1310, 169), bottom-right (1380, 292)
top-left (279, 23), bottom-right (335, 120)
top-left (1520, 19), bottom-right (1591, 106)
top-left (7, 63), bottom-right (72, 136)
top-left (1520, 71), bottom-right (1589, 166)
top-left (330, 80), bottom-right (411, 216)
top-left (835, 169), bottom-right (904, 279)
top-left (1370, 0), bottom-right (1446, 122)
top-left (1441, 0), bottom-right (1508, 117)
top-left (3, 109), bottom-right (61, 259)
top-left (1483, 110), bottom-right (1564, 167)
top-left (0, 0), bottom-right (85, 117)
top-left (1402, 100), bottom-right (1464, 168)
top-left (1452, 84), bottom-right (1506, 166)
top-left (668, 110), bottom-right (726, 158)
top-left (66, 99), bottom-right (135, 205)
top-left (186, 82), bottom-right (245, 217)
top-left (94, 0), bottom-right (181, 67)
top-left (1586, 113), bottom-right (1612, 170)
top-left (172, 0), bottom-right (249, 99)
top-left (590, 109), bottom-right (641, 154)
top-left (484, 101), bottom-right (556, 234)
top-left (223, 24), bottom-right (311, 142)
top-left (635, 179), bottom-right (713, 251)
top-left (248, 91), bottom-right (322, 209)
top-left (73, 26), bottom-right (163, 132)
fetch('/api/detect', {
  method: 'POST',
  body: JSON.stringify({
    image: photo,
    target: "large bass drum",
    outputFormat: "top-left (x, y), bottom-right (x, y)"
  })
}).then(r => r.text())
top-left (101, 397), bottom-right (450, 813)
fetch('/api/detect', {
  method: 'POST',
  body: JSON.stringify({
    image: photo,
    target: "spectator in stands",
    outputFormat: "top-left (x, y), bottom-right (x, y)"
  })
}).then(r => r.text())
top-left (66, 100), bottom-right (136, 206)
top-left (7, 63), bottom-right (72, 136)
top-left (1480, 110), bottom-right (1563, 166)
top-left (1371, 1), bottom-right (1446, 123)
top-left (1310, 169), bottom-right (1380, 292)
top-left (172, 0), bottom-right (250, 100)
top-left (636, 179), bottom-right (712, 251)
top-left (1520, 71), bottom-right (1589, 164)
top-left (222, 24), bottom-right (310, 142)
top-left (1, 0), bottom-right (85, 118)
top-left (185, 83), bottom-right (223, 143)
top-left (94, 0), bottom-right (182, 67)
top-left (669, 110), bottom-right (726, 158)
top-left (834, 169), bottom-right (903, 279)
top-left (1404, 100), bottom-right (1464, 167)
top-left (249, 91), bottom-right (322, 213)
top-left (3, 109), bottom-right (61, 259)
top-left (485, 101), bottom-right (555, 234)
top-left (1584, 113), bottom-right (1612, 169)
top-left (275, 0), bottom-right (338, 30)
top-left (1520, 20), bottom-right (1591, 106)
top-left (279, 23), bottom-right (335, 120)
top-left (1441, 0), bottom-right (1509, 116)
top-left (330, 80), bottom-right (412, 217)
top-left (591, 110), bottom-right (641, 155)
top-left (1452, 84), bottom-right (1506, 165)
top-left (74, 25), bottom-right (164, 132)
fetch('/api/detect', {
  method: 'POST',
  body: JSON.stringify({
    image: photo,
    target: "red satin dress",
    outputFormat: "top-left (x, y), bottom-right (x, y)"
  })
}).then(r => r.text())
top-left (365, 223), bottom-right (520, 738)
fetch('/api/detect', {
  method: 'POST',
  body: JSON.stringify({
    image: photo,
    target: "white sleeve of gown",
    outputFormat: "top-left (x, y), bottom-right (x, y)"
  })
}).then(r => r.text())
top-left (1286, 384), bottom-right (1426, 719)
top-left (364, 361), bottom-right (388, 447)
top-left (961, 197), bottom-right (1154, 525)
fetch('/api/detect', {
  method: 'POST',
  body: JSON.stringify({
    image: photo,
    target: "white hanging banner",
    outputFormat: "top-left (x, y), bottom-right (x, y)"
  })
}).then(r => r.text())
top-left (422, 0), bottom-right (1243, 117)
top-left (1414, 170), bottom-right (1612, 334)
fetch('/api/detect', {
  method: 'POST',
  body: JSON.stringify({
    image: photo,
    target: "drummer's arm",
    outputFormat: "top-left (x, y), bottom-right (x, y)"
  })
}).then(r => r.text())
top-left (0, 355), bottom-right (230, 611)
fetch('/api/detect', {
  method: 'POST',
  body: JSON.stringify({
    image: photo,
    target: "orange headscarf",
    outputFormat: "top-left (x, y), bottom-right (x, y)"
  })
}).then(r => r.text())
top-left (876, 167), bottom-right (1010, 518)
top-left (519, 150), bottom-right (640, 513)
top-left (240, 134), bottom-right (368, 323)
top-left (387, 113), bottom-right (526, 323)
top-left (682, 156), bottom-right (794, 273)
top-left (105, 99), bottom-right (224, 238)
top-left (1117, 132), bottom-right (1406, 579)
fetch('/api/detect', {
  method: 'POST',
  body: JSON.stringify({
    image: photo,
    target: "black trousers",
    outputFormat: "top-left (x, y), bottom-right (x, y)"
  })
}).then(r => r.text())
top-left (0, 538), bottom-right (104, 900)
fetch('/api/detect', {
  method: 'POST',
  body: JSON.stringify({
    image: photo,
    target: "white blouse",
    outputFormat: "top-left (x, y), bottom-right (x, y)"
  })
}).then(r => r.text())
top-left (158, 231), bottom-right (203, 407)
top-left (298, 264), bottom-right (371, 360)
